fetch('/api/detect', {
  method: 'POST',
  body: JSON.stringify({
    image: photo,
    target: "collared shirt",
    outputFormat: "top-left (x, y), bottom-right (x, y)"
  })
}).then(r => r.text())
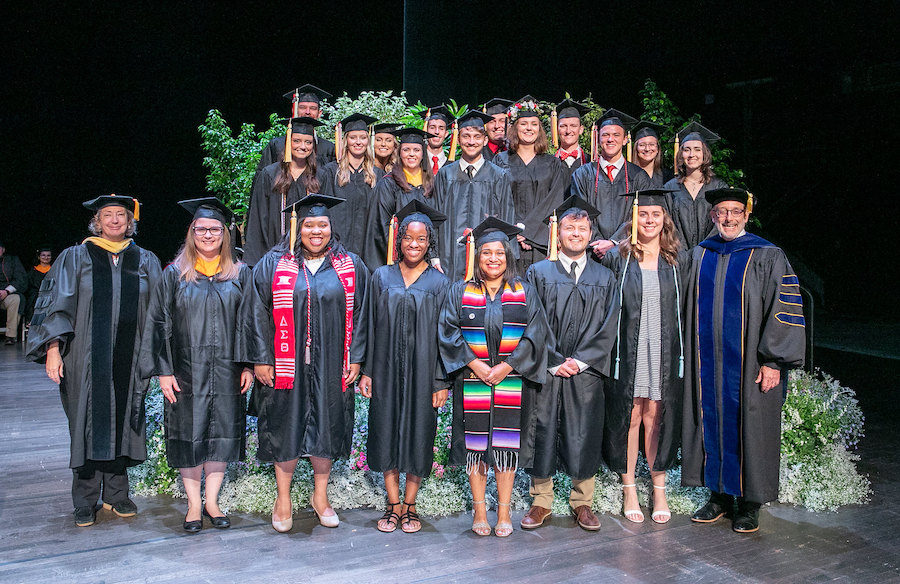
top-left (428, 148), bottom-right (447, 168)
top-left (557, 146), bottom-right (583, 167)
top-left (460, 155), bottom-right (485, 178)
top-left (600, 154), bottom-right (625, 180)
top-left (547, 250), bottom-right (589, 376)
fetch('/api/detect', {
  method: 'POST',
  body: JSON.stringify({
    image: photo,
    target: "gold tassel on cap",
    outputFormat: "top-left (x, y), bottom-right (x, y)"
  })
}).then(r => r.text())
top-left (132, 198), bottom-right (140, 221)
top-left (673, 134), bottom-right (680, 174)
top-left (631, 193), bottom-right (639, 245)
top-left (386, 216), bottom-right (398, 265)
top-left (448, 121), bottom-right (458, 162)
top-left (463, 228), bottom-right (475, 281)
top-left (548, 212), bottom-right (559, 261)
top-left (626, 132), bottom-right (632, 162)
top-left (746, 191), bottom-right (754, 215)
top-left (550, 110), bottom-right (559, 150)
top-left (288, 207), bottom-right (298, 257)
top-left (590, 123), bottom-right (597, 161)
top-left (334, 122), bottom-right (343, 160)
top-left (284, 124), bottom-right (293, 164)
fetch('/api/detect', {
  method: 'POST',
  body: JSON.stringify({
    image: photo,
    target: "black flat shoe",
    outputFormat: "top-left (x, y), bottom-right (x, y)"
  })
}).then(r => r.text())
top-left (74, 506), bottom-right (97, 527)
top-left (202, 507), bottom-right (231, 528)
top-left (691, 492), bottom-right (734, 523)
top-left (733, 501), bottom-right (760, 533)
top-left (102, 498), bottom-right (138, 518)
top-left (183, 514), bottom-right (203, 533)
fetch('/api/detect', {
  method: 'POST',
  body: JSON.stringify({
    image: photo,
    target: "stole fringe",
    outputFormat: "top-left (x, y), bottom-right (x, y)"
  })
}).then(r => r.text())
top-left (465, 450), bottom-right (519, 475)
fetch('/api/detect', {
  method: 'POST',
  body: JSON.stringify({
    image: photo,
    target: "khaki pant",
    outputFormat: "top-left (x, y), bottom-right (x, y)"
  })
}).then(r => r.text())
top-left (530, 475), bottom-right (595, 509)
top-left (1, 293), bottom-right (20, 339)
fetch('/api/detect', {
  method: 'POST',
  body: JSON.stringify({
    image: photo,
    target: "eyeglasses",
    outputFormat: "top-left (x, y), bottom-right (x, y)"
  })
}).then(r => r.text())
top-left (713, 209), bottom-right (746, 219)
top-left (636, 143), bottom-right (658, 150)
top-left (193, 226), bottom-right (224, 236)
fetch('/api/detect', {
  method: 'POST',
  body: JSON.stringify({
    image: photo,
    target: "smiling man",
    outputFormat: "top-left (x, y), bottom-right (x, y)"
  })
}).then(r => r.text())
top-left (682, 187), bottom-right (806, 534)
top-left (256, 84), bottom-right (336, 171)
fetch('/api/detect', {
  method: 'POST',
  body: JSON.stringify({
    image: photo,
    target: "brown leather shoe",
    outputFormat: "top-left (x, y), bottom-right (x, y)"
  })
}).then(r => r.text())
top-left (573, 505), bottom-right (600, 531)
top-left (520, 505), bottom-right (552, 529)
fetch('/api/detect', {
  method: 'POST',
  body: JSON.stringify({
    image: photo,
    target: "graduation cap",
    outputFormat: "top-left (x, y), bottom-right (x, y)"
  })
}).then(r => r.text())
top-left (282, 84), bottom-right (331, 105)
top-left (36, 243), bottom-right (53, 253)
top-left (338, 113), bottom-right (377, 134)
top-left (621, 188), bottom-right (678, 244)
top-left (676, 121), bottom-right (721, 145)
top-left (82, 194), bottom-right (140, 220)
top-left (178, 197), bottom-right (235, 225)
top-left (704, 187), bottom-right (755, 214)
top-left (461, 216), bottom-right (522, 280)
top-left (391, 127), bottom-right (435, 146)
top-left (631, 120), bottom-right (669, 143)
top-left (373, 122), bottom-right (404, 134)
top-left (481, 98), bottom-right (513, 116)
top-left (510, 95), bottom-right (541, 119)
top-left (597, 108), bottom-right (638, 131)
top-left (385, 200), bottom-right (447, 265)
top-left (456, 110), bottom-right (493, 130)
top-left (281, 194), bottom-right (346, 255)
top-left (555, 99), bottom-right (589, 121)
top-left (281, 117), bottom-right (324, 164)
top-left (545, 195), bottom-right (600, 260)
top-left (419, 105), bottom-right (452, 126)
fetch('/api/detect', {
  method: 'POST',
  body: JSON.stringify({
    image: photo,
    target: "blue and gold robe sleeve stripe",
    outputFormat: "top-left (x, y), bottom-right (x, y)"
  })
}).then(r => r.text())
top-left (781, 274), bottom-right (799, 286)
top-left (778, 292), bottom-right (803, 307)
top-left (775, 311), bottom-right (806, 327)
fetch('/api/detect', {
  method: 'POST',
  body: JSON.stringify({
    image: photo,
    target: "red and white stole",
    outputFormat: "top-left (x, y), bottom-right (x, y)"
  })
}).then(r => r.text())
top-left (272, 254), bottom-right (300, 389)
top-left (330, 252), bottom-right (356, 392)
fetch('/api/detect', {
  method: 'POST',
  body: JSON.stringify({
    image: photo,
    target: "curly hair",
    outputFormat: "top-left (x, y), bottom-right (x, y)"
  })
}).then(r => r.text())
top-left (88, 209), bottom-right (136, 237)
top-left (393, 216), bottom-right (438, 264)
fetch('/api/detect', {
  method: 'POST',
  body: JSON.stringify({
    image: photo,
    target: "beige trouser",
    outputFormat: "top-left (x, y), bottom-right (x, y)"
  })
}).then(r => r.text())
top-left (530, 475), bottom-right (595, 509)
top-left (1, 293), bottom-right (20, 338)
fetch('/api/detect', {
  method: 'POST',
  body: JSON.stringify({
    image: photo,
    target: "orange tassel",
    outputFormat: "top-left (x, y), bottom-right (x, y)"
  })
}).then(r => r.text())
top-left (334, 123), bottom-right (343, 160)
top-left (548, 213), bottom-right (558, 261)
top-left (551, 110), bottom-right (559, 150)
top-left (448, 121), bottom-right (458, 162)
top-left (463, 228), bottom-right (475, 281)
top-left (631, 194), bottom-right (639, 245)
top-left (284, 124), bottom-right (292, 164)
top-left (132, 198), bottom-right (140, 221)
top-left (386, 216), bottom-right (398, 265)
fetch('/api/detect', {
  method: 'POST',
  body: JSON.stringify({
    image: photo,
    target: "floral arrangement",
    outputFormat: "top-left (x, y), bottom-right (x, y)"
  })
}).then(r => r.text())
top-left (506, 98), bottom-right (541, 123)
top-left (130, 369), bottom-right (870, 517)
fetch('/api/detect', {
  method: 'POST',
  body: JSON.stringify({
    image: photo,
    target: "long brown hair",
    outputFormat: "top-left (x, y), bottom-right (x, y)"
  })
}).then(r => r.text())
top-left (336, 132), bottom-right (378, 187)
top-left (274, 137), bottom-right (320, 195)
top-left (635, 135), bottom-right (663, 177)
top-left (173, 219), bottom-right (241, 283)
top-left (507, 117), bottom-right (549, 155)
top-left (390, 146), bottom-right (434, 197)
top-left (676, 139), bottom-right (714, 183)
top-left (616, 211), bottom-right (681, 266)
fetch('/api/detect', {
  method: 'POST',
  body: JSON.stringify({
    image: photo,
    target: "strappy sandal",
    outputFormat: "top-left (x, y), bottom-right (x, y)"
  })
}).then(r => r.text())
top-left (651, 485), bottom-right (671, 524)
top-left (494, 502), bottom-right (513, 537)
top-left (622, 484), bottom-right (644, 523)
top-left (471, 500), bottom-right (491, 536)
top-left (400, 500), bottom-right (421, 533)
top-left (377, 501), bottom-right (401, 533)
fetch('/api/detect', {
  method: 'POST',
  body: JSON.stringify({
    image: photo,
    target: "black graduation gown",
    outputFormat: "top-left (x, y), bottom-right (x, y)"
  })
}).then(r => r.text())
top-left (431, 161), bottom-right (517, 281)
top-left (364, 264), bottom-right (449, 476)
top-left (600, 249), bottom-right (687, 474)
top-left (24, 266), bottom-right (49, 324)
top-left (570, 160), bottom-right (653, 241)
top-left (664, 176), bottom-right (729, 250)
top-left (138, 263), bottom-right (251, 468)
top-left (493, 152), bottom-right (567, 269)
top-left (322, 162), bottom-right (385, 257)
top-left (243, 163), bottom-right (325, 266)
top-left (237, 249), bottom-right (369, 461)
top-left (256, 135), bottom-right (336, 173)
top-left (26, 242), bottom-right (162, 469)
top-left (681, 234), bottom-right (806, 503)
top-left (481, 143), bottom-right (505, 162)
top-left (645, 168), bottom-right (675, 188)
top-left (362, 174), bottom-right (429, 271)
top-left (438, 279), bottom-right (549, 468)
top-left (558, 151), bottom-right (590, 196)
top-left (525, 258), bottom-right (618, 479)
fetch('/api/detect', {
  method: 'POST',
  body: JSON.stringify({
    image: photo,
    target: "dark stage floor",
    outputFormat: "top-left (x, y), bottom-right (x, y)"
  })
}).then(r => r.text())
top-left (1, 344), bottom-right (898, 583)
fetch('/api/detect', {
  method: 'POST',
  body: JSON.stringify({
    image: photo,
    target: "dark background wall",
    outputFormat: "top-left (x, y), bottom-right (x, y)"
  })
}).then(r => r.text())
top-left (3, 1), bottom-right (898, 317)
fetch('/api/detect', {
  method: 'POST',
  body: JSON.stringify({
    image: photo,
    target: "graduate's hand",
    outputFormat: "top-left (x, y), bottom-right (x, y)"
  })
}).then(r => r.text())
top-left (516, 234), bottom-right (533, 251)
top-left (344, 363), bottom-right (361, 385)
top-left (486, 362), bottom-right (513, 385)
top-left (468, 359), bottom-right (492, 384)
top-left (159, 375), bottom-right (181, 404)
top-left (563, 358), bottom-right (581, 375)
top-left (433, 388), bottom-right (449, 408)
top-left (45, 341), bottom-right (64, 384)
top-left (254, 364), bottom-right (274, 387)
top-left (590, 239), bottom-right (615, 257)
top-left (755, 365), bottom-right (781, 393)
top-left (432, 260), bottom-right (444, 274)
top-left (240, 369), bottom-right (254, 393)
top-left (359, 375), bottom-right (372, 398)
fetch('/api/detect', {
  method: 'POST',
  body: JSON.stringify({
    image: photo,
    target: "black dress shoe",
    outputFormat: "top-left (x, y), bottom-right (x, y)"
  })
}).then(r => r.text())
top-left (4, 337), bottom-right (15, 345)
top-left (733, 500), bottom-right (761, 533)
top-left (691, 492), bottom-right (734, 523)
top-left (74, 506), bottom-right (97, 527)
top-left (183, 515), bottom-right (203, 533)
top-left (102, 498), bottom-right (138, 517)
top-left (203, 507), bottom-right (231, 528)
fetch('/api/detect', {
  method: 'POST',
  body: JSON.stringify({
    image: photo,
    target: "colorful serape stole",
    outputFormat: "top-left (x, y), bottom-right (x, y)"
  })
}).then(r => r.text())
top-left (272, 255), bottom-right (300, 389)
top-left (461, 281), bottom-right (527, 473)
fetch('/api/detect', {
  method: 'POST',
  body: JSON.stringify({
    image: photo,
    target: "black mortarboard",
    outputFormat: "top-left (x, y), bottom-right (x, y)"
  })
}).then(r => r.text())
top-left (511, 95), bottom-right (541, 118)
top-left (456, 110), bottom-right (493, 130)
top-left (374, 122), bottom-right (403, 134)
top-left (339, 113), bottom-right (377, 133)
top-left (82, 194), bottom-right (138, 215)
top-left (621, 188), bottom-right (676, 207)
top-left (289, 116), bottom-right (324, 135)
top-left (178, 197), bottom-right (235, 225)
top-left (555, 99), bottom-right (589, 121)
top-left (598, 108), bottom-right (638, 130)
top-left (631, 120), bottom-right (669, 143)
top-left (676, 121), bottom-right (721, 145)
top-left (282, 194), bottom-right (345, 219)
top-left (419, 105), bottom-right (452, 126)
top-left (704, 187), bottom-right (754, 212)
top-left (36, 243), bottom-right (53, 252)
top-left (391, 127), bottom-right (435, 145)
top-left (481, 98), bottom-right (513, 116)
top-left (395, 199), bottom-right (447, 228)
top-left (547, 194), bottom-right (600, 223)
top-left (472, 216), bottom-right (522, 246)
top-left (282, 84), bottom-right (331, 104)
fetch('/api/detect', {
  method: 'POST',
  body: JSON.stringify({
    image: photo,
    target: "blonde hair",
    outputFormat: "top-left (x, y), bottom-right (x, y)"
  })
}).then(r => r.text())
top-left (336, 132), bottom-right (378, 188)
top-left (617, 211), bottom-right (681, 266)
top-left (173, 219), bottom-right (241, 283)
top-left (89, 208), bottom-right (136, 237)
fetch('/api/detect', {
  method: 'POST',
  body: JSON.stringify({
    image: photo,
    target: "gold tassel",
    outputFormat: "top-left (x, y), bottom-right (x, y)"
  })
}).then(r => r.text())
top-left (464, 229), bottom-right (475, 281)
top-left (673, 134), bottom-right (680, 175)
top-left (746, 191), bottom-right (754, 215)
top-left (386, 216), bottom-right (398, 265)
top-left (590, 123), bottom-right (597, 162)
top-left (548, 213), bottom-right (558, 261)
top-left (551, 110), bottom-right (559, 150)
top-left (631, 193), bottom-right (639, 245)
top-left (284, 124), bottom-right (292, 164)
top-left (132, 198), bottom-right (140, 221)
top-left (289, 208), bottom-right (298, 257)
top-left (626, 132), bottom-right (632, 162)
top-left (334, 123), bottom-right (343, 160)
top-left (448, 121), bottom-right (458, 162)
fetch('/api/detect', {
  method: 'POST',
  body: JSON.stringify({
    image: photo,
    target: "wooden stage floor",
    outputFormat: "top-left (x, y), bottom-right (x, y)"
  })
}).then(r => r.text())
top-left (1, 345), bottom-right (898, 583)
